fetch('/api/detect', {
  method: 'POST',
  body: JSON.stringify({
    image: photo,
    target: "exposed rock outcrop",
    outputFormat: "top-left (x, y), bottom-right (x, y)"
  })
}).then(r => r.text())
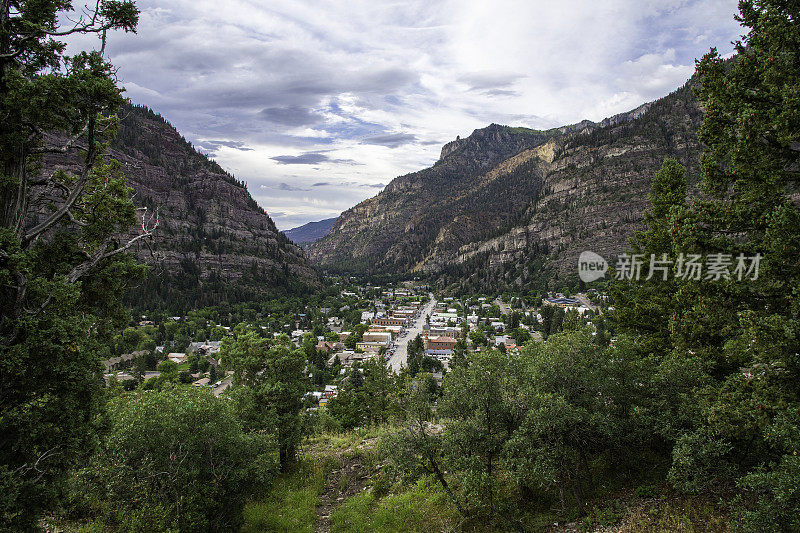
top-left (45, 104), bottom-right (319, 309)
top-left (308, 81), bottom-right (701, 290)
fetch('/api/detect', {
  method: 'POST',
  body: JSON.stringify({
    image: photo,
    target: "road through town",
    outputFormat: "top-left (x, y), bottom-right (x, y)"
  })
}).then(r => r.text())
top-left (387, 293), bottom-right (436, 373)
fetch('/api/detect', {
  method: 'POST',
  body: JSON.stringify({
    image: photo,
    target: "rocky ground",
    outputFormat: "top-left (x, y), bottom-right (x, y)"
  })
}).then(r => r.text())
top-left (311, 437), bottom-right (380, 533)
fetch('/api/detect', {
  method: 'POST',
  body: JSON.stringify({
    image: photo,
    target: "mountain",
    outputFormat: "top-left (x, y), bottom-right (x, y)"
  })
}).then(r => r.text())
top-left (282, 217), bottom-right (337, 244)
top-left (307, 81), bottom-right (702, 291)
top-left (45, 104), bottom-right (320, 311)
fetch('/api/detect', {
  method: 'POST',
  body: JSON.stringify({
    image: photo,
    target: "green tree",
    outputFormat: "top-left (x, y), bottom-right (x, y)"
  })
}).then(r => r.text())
top-left (439, 349), bottom-right (524, 520)
top-left (327, 364), bottom-right (363, 429)
top-left (343, 323), bottom-right (368, 350)
top-left (223, 331), bottom-right (307, 470)
top-left (385, 373), bottom-right (468, 517)
top-left (468, 328), bottom-right (486, 347)
top-left (450, 338), bottom-right (468, 368)
top-left (0, 2), bottom-right (142, 524)
top-left (406, 333), bottom-right (440, 377)
top-left (609, 158), bottom-right (687, 356)
top-left (505, 330), bottom-right (625, 513)
top-left (360, 357), bottom-right (399, 424)
top-left (510, 327), bottom-right (531, 345)
top-left (664, 1), bottom-right (800, 512)
top-left (79, 387), bottom-right (276, 531)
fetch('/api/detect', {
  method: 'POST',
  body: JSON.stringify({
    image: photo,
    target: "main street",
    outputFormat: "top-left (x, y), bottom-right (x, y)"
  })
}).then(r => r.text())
top-left (574, 292), bottom-right (598, 312)
top-left (386, 293), bottom-right (436, 373)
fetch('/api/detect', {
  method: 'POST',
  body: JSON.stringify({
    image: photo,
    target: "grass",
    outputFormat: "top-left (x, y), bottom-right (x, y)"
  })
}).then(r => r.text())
top-left (241, 426), bottom-right (733, 533)
top-left (612, 496), bottom-right (733, 533)
top-left (241, 455), bottom-right (337, 533)
top-left (241, 426), bottom-right (389, 533)
top-left (330, 477), bottom-right (462, 533)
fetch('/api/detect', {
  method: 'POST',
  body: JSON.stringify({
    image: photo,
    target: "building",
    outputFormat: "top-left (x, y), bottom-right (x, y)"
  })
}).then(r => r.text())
top-left (372, 317), bottom-right (409, 327)
top-left (432, 312), bottom-right (459, 322)
top-left (369, 325), bottom-right (402, 337)
top-left (188, 341), bottom-right (222, 356)
top-left (101, 350), bottom-right (146, 372)
top-left (167, 352), bottom-right (188, 364)
top-left (192, 377), bottom-right (211, 388)
top-left (319, 384), bottom-right (338, 406)
top-left (361, 331), bottom-right (392, 344)
top-left (355, 341), bottom-right (385, 353)
top-left (544, 297), bottom-right (580, 307)
top-left (424, 326), bottom-right (462, 338)
top-left (425, 336), bottom-right (457, 351)
top-left (316, 340), bottom-right (344, 354)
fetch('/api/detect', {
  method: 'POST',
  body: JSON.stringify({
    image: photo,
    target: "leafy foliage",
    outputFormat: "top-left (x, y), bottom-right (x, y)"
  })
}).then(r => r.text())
top-left (0, 1), bottom-right (142, 528)
top-left (222, 330), bottom-right (308, 470)
top-left (76, 387), bottom-right (276, 532)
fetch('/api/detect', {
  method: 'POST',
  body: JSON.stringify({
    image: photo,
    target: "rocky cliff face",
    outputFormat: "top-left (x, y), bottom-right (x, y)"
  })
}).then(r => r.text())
top-left (308, 82), bottom-right (702, 290)
top-left (46, 104), bottom-right (319, 310)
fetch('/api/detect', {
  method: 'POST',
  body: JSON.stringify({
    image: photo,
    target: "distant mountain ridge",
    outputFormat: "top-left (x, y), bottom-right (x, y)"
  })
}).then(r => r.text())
top-left (308, 81), bottom-right (702, 292)
top-left (45, 104), bottom-right (320, 311)
top-left (282, 217), bottom-right (337, 244)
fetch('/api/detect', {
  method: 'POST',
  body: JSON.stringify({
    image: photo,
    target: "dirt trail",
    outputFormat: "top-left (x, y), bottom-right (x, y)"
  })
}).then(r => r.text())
top-left (313, 439), bottom-right (378, 533)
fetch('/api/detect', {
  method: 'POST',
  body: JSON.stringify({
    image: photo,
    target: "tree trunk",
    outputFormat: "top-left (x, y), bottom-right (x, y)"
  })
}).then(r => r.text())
top-left (426, 454), bottom-right (469, 518)
top-left (487, 452), bottom-right (494, 519)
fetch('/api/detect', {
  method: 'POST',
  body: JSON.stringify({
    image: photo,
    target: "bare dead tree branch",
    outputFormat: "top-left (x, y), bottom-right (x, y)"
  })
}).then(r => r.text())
top-left (25, 207), bottom-right (158, 317)
top-left (65, 206), bottom-right (159, 284)
top-left (23, 116), bottom-right (97, 245)
top-left (29, 120), bottom-right (90, 154)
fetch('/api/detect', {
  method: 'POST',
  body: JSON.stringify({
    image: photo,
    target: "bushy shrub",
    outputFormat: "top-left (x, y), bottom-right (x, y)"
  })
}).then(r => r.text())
top-left (76, 387), bottom-right (277, 531)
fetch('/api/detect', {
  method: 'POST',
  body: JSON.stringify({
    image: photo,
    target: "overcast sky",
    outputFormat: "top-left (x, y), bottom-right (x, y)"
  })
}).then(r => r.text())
top-left (68, 0), bottom-right (742, 230)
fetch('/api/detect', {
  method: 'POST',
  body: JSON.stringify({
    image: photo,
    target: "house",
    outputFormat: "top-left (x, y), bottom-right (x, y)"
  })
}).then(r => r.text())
top-left (101, 350), bottom-right (145, 373)
top-left (316, 341), bottom-right (344, 354)
top-left (328, 350), bottom-right (369, 367)
top-left (319, 384), bottom-right (338, 406)
top-left (167, 352), bottom-right (188, 364)
top-left (188, 340), bottom-right (222, 356)
top-left (192, 377), bottom-right (211, 388)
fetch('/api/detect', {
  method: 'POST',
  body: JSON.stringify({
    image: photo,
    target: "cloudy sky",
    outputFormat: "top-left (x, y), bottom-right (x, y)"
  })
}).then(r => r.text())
top-left (68, 0), bottom-right (742, 229)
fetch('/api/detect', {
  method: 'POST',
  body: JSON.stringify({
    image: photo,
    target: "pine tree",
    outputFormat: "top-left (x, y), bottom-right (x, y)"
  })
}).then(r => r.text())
top-left (0, 2), bottom-right (141, 527)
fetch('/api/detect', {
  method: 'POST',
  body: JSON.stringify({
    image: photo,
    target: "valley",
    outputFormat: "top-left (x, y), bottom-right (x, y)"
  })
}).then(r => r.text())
top-left (2, 1), bottom-right (798, 532)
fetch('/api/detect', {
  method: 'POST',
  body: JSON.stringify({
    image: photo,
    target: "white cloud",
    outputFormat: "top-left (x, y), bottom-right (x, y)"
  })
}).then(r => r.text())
top-left (65, 0), bottom-right (742, 229)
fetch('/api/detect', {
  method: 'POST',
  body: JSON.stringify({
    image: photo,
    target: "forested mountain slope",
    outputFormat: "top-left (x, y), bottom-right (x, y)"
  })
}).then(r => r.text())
top-left (45, 104), bottom-right (320, 311)
top-left (309, 83), bottom-right (701, 291)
